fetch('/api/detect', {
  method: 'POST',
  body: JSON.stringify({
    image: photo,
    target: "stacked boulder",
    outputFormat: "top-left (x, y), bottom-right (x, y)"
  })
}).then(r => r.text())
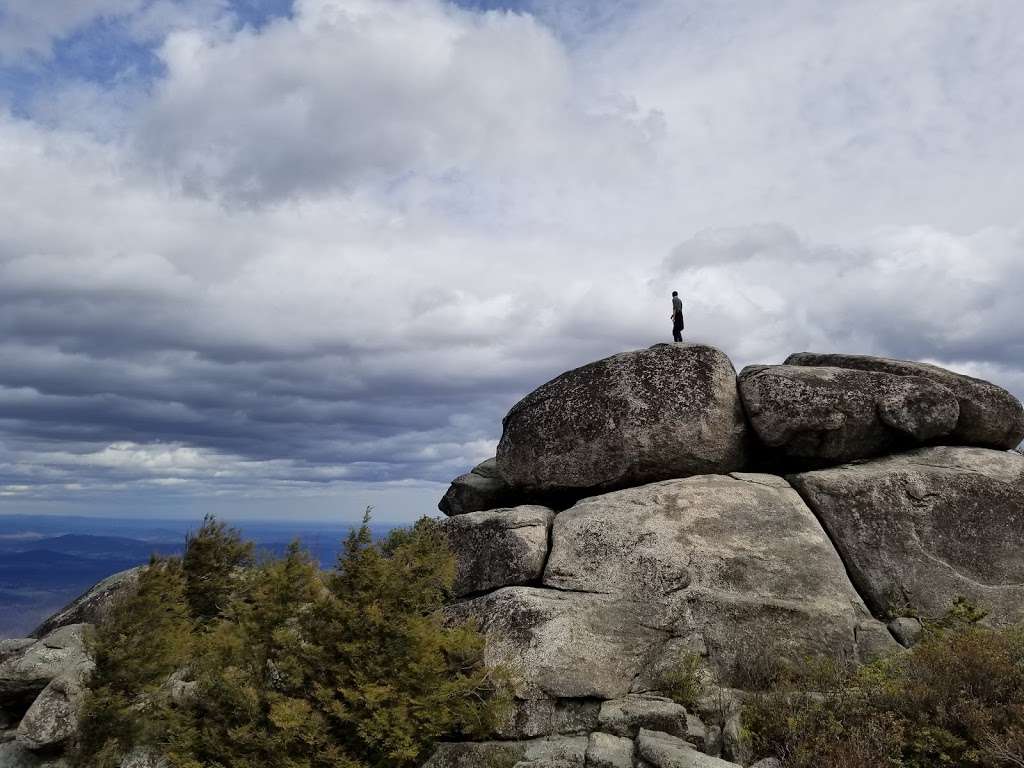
top-left (0, 569), bottom-right (142, 767)
top-left (429, 343), bottom-right (1024, 767)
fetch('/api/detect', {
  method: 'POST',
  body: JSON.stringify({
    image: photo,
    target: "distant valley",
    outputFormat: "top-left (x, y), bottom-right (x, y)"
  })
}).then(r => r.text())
top-left (0, 515), bottom-right (392, 637)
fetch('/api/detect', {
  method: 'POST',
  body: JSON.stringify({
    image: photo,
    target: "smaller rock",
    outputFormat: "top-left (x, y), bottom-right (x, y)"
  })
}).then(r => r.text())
top-left (585, 732), bottom-right (635, 768)
top-left (635, 729), bottom-right (741, 767)
top-left (496, 697), bottom-right (599, 739)
top-left (442, 506), bottom-right (554, 598)
top-left (0, 641), bottom-right (34, 665)
top-left (888, 617), bottom-right (924, 648)
top-left (750, 759), bottom-right (782, 768)
top-left (439, 458), bottom-right (523, 516)
top-left (16, 658), bottom-right (93, 750)
top-left (514, 736), bottom-right (589, 767)
top-left (421, 741), bottom-right (528, 768)
top-left (598, 694), bottom-right (689, 739)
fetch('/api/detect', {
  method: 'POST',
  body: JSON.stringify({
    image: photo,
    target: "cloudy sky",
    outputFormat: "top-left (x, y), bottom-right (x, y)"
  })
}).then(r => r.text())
top-left (0, 0), bottom-right (1021, 523)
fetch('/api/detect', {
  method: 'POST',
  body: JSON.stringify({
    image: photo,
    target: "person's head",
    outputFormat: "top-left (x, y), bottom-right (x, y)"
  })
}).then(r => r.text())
top-left (671, 291), bottom-right (678, 297)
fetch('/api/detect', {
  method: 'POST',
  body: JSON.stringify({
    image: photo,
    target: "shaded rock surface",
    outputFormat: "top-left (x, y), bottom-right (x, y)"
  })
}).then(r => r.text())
top-left (585, 732), bottom-right (635, 768)
top-left (497, 344), bottom-right (747, 496)
top-left (597, 695), bottom-right (688, 739)
top-left (439, 458), bottom-right (525, 516)
top-left (739, 364), bottom-right (959, 465)
top-left (442, 506), bottom-right (554, 598)
top-left (0, 741), bottom-right (70, 767)
top-left (16, 661), bottom-right (92, 750)
top-left (791, 446), bottom-right (1024, 623)
top-left (32, 567), bottom-right (141, 638)
top-left (785, 353), bottom-right (1024, 449)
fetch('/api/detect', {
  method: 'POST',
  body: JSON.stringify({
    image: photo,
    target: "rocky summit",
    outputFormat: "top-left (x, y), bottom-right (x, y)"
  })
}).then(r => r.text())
top-left (3, 344), bottom-right (1023, 768)
top-left (429, 343), bottom-right (1024, 767)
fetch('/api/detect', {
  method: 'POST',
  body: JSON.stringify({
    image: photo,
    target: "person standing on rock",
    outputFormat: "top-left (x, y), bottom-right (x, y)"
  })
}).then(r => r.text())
top-left (670, 291), bottom-right (685, 342)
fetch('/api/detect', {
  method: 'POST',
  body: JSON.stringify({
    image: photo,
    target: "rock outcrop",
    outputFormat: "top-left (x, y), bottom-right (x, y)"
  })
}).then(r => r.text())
top-left (31, 567), bottom-right (141, 638)
top-left (438, 457), bottom-right (524, 516)
top-left (427, 345), bottom-right (1024, 767)
top-left (785, 353), bottom-right (1024, 449)
top-left (739, 365), bottom-right (959, 465)
top-left (442, 505), bottom-right (554, 597)
top-left (497, 344), bottom-right (747, 497)
top-left (790, 446), bottom-right (1024, 623)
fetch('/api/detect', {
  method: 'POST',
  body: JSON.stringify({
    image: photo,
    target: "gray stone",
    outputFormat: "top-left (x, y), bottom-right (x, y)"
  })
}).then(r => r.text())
top-left (16, 658), bottom-right (93, 750)
top-left (439, 458), bottom-right (525, 516)
top-left (447, 588), bottom-right (666, 701)
top-left (442, 506), bottom-right (554, 598)
top-left (496, 344), bottom-right (747, 496)
top-left (494, 697), bottom-right (599, 740)
top-left (750, 760), bottom-right (782, 768)
top-left (635, 729), bottom-right (741, 767)
top-left (0, 625), bottom-right (90, 703)
top-left (544, 475), bottom-right (897, 688)
top-left (597, 694), bottom-right (688, 739)
top-left (739, 364), bottom-right (959, 465)
top-left (790, 446), bottom-right (1024, 623)
top-left (888, 617), bottom-right (924, 648)
top-left (785, 352), bottom-right (1024, 449)
top-left (585, 732), bottom-right (635, 768)
top-left (33, 567), bottom-right (141, 637)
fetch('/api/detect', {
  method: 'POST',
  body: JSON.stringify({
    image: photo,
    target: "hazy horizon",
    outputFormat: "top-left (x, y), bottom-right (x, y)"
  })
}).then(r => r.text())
top-left (1, 0), bottom-right (1023, 522)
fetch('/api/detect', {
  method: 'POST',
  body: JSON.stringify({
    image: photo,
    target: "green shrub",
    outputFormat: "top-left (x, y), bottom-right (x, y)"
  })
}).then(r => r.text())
top-left (181, 515), bottom-right (254, 622)
top-left (745, 620), bottom-right (1024, 768)
top-left (74, 513), bottom-right (510, 768)
top-left (76, 558), bottom-right (194, 767)
top-left (660, 651), bottom-right (706, 709)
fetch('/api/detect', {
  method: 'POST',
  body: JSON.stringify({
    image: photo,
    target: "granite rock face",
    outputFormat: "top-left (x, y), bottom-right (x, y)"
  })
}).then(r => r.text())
top-left (32, 568), bottom-right (141, 638)
top-left (785, 353), bottom-right (1024, 449)
top-left (497, 344), bottom-right (747, 496)
top-left (543, 475), bottom-right (896, 683)
top-left (739, 364), bottom-right (960, 465)
top-left (442, 506), bottom-right (554, 598)
top-left (16, 661), bottom-right (92, 750)
top-left (438, 458), bottom-right (524, 516)
top-left (791, 446), bottom-right (1024, 623)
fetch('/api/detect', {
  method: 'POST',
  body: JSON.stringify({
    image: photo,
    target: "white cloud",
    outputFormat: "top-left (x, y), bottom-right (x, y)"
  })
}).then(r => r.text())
top-left (0, 0), bottom-right (1022, 519)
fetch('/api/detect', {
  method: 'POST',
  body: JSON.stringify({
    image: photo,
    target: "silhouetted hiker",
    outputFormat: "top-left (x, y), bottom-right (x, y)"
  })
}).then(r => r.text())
top-left (670, 291), bottom-right (684, 342)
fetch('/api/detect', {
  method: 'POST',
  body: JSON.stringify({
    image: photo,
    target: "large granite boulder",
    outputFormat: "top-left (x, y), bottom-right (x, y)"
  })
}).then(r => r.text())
top-left (496, 345), bottom-right (747, 496)
top-left (790, 446), bottom-right (1024, 623)
top-left (442, 506), bottom-right (554, 598)
top-left (33, 567), bottom-right (141, 638)
top-left (785, 353), bottom-right (1024, 449)
top-left (439, 458), bottom-right (524, 516)
top-left (543, 474), bottom-right (896, 683)
top-left (739, 365), bottom-right (960, 465)
top-left (0, 625), bottom-right (90, 702)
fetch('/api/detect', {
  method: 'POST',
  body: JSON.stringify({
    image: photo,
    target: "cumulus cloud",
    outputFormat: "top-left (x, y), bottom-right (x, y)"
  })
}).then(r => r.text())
top-left (0, 0), bottom-right (1021, 521)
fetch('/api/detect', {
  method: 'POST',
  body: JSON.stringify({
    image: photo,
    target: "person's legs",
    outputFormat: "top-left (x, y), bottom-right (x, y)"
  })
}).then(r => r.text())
top-left (672, 326), bottom-right (682, 342)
